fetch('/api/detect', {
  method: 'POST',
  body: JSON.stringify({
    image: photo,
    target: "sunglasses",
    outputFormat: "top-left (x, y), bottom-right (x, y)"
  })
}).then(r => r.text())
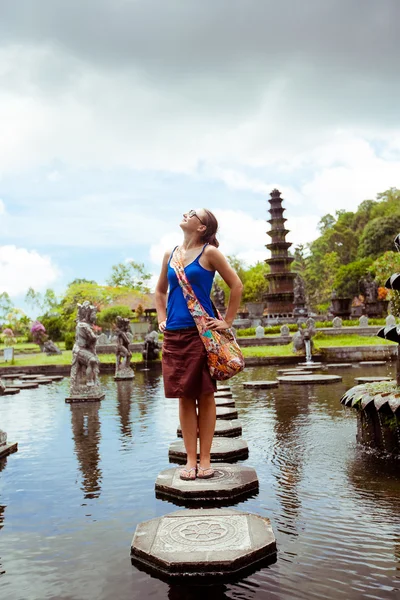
top-left (187, 209), bottom-right (206, 226)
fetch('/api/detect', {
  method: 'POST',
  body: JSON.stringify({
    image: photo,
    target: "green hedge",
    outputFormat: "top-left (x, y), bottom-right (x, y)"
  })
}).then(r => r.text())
top-left (64, 332), bottom-right (75, 351)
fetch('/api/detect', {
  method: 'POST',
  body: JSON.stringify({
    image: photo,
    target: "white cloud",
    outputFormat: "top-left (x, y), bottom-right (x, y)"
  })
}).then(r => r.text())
top-left (0, 245), bottom-right (60, 296)
top-left (0, 199), bottom-right (5, 214)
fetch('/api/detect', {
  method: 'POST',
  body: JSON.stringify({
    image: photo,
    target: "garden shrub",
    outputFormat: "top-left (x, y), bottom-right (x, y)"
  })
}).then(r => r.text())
top-left (64, 332), bottom-right (75, 351)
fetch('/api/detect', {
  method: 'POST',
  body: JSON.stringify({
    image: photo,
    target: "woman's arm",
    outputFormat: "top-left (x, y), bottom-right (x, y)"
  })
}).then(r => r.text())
top-left (205, 246), bottom-right (243, 330)
top-left (155, 250), bottom-right (170, 332)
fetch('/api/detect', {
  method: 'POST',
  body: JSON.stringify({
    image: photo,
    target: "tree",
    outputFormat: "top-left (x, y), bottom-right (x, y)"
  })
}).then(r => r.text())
top-left (358, 213), bottom-right (400, 259)
top-left (0, 292), bottom-right (13, 323)
top-left (97, 305), bottom-right (132, 329)
top-left (107, 261), bottom-right (151, 293)
top-left (369, 251), bottom-right (400, 286)
top-left (333, 258), bottom-right (373, 298)
top-left (25, 288), bottom-right (58, 314)
top-left (318, 214), bottom-right (336, 233)
top-left (242, 262), bottom-right (270, 303)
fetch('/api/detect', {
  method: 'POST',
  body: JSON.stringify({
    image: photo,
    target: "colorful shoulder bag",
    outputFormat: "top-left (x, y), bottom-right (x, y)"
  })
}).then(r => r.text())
top-left (170, 246), bottom-right (245, 381)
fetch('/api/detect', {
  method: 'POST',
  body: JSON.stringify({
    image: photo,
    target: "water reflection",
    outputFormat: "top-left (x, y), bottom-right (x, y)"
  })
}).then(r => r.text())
top-left (116, 380), bottom-right (134, 439)
top-left (70, 403), bottom-right (102, 500)
top-left (271, 385), bottom-right (311, 537)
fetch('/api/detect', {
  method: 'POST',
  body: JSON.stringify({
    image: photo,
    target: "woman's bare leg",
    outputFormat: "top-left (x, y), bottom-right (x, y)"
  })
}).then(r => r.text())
top-left (179, 396), bottom-right (198, 469)
top-left (197, 392), bottom-right (216, 470)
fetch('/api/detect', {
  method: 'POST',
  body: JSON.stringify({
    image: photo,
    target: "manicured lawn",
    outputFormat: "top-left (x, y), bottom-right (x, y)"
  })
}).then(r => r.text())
top-left (0, 351), bottom-right (143, 368)
top-left (315, 334), bottom-right (394, 347)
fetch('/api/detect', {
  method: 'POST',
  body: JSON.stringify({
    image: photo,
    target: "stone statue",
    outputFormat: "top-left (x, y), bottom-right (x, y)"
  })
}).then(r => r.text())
top-left (359, 315), bottom-right (369, 328)
top-left (360, 274), bottom-right (379, 304)
top-left (43, 339), bottom-right (62, 355)
top-left (280, 324), bottom-right (290, 337)
top-left (294, 275), bottom-right (306, 305)
top-left (212, 282), bottom-right (226, 311)
top-left (115, 316), bottom-right (134, 380)
top-left (66, 301), bottom-right (104, 402)
top-left (255, 325), bottom-right (265, 339)
top-left (386, 314), bottom-right (396, 327)
top-left (292, 320), bottom-right (315, 358)
top-left (142, 331), bottom-right (160, 362)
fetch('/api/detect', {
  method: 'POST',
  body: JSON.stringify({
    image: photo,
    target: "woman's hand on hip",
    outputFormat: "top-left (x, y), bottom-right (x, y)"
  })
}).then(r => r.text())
top-left (206, 317), bottom-right (231, 331)
top-left (158, 320), bottom-right (167, 333)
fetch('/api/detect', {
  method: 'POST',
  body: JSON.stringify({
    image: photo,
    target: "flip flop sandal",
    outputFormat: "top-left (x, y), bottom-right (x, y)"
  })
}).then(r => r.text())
top-left (197, 466), bottom-right (215, 479)
top-left (179, 466), bottom-right (197, 481)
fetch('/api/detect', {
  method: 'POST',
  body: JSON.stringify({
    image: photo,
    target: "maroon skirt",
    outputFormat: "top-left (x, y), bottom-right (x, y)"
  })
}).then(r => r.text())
top-left (162, 327), bottom-right (217, 398)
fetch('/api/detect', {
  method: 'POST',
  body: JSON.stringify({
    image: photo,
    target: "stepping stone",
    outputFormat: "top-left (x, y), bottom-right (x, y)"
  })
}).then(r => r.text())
top-left (34, 378), bottom-right (54, 385)
top-left (277, 375), bottom-right (342, 385)
top-left (169, 438), bottom-right (249, 463)
top-left (177, 419), bottom-right (242, 439)
top-left (0, 373), bottom-right (25, 380)
top-left (6, 382), bottom-right (39, 390)
top-left (2, 388), bottom-right (20, 395)
top-left (19, 374), bottom-right (47, 380)
top-left (131, 508), bottom-right (276, 580)
top-left (216, 406), bottom-right (238, 420)
top-left (277, 368), bottom-right (311, 374)
top-left (215, 397), bottom-right (235, 407)
top-left (217, 385), bottom-right (231, 392)
top-left (155, 464), bottom-right (258, 505)
top-left (46, 375), bottom-right (64, 381)
top-left (326, 363), bottom-right (353, 368)
top-left (355, 376), bottom-right (391, 384)
top-left (65, 393), bottom-right (105, 403)
top-left (215, 391), bottom-right (233, 398)
top-left (295, 364), bottom-right (323, 370)
top-left (0, 441), bottom-right (18, 459)
top-left (359, 361), bottom-right (387, 366)
top-left (243, 381), bottom-right (278, 389)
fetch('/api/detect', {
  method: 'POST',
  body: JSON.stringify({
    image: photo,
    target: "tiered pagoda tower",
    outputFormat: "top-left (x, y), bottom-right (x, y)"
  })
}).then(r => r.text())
top-left (264, 189), bottom-right (296, 318)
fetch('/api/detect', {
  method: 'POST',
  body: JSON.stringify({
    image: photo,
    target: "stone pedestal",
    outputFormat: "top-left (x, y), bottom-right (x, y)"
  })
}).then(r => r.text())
top-left (215, 397), bottom-right (235, 407)
top-left (0, 429), bottom-right (18, 460)
top-left (131, 508), bottom-right (276, 580)
top-left (155, 464), bottom-right (258, 505)
top-left (114, 367), bottom-right (135, 381)
top-left (169, 438), bottom-right (249, 463)
top-left (277, 374), bottom-right (342, 384)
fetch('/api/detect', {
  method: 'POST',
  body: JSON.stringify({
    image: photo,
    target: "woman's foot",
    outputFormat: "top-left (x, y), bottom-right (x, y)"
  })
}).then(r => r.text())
top-left (179, 466), bottom-right (197, 480)
top-left (197, 465), bottom-right (215, 479)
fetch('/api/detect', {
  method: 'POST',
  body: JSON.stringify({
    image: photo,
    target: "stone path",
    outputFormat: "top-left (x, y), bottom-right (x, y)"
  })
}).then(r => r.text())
top-left (131, 508), bottom-right (276, 580)
top-left (131, 384), bottom-right (277, 580)
top-left (243, 381), bottom-right (278, 389)
top-left (169, 438), bottom-right (249, 463)
top-left (277, 374), bottom-right (342, 385)
top-left (155, 464), bottom-right (258, 504)
top-left (177, 419), bottom-right (242, 439)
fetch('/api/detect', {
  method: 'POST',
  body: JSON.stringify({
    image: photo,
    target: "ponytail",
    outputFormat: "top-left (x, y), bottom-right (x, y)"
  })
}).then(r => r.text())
top-left (201, 209), bottom-right (219, 248)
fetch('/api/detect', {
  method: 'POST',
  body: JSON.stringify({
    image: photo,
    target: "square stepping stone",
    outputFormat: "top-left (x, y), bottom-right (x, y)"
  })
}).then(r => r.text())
top-left (177, 419), bottom-right (242, 439)
top-left (216, 406), bottom-right (238, 420)
top-left (243, 381), bottom-right (278, 389)
top-left (6, 383), bottom-right (39, 390)
top-left (0, 441), bottom-right (18, 459)
top-left (2, 388), bottom-right (20, 395)
top-left (215, 391), bottom-right (233, 398)
top-left (277, 375), bottom-right (342, 385)
top-left (355, 376), bottom-right (391, 384)
top-left (0, 373), bottom-right (24, 380)
top-left (216, 385), bottom-right (231, 392)
top-left (19, 374), bottom-right (47, 380)
top-left (155, 464), bottom-right (258, 505)
top-left (169, 438), bottom-right (248, 463)
top-left (326, 363), bottom-right (353, 368)
top-left (131, 508), bottom-right (276, 580)
top-left (65, 393), bottom-right (105, 403)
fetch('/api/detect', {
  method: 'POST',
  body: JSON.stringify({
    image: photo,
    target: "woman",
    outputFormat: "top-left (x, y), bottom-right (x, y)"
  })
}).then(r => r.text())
top-left (155, 208), bottom-right (243, 480)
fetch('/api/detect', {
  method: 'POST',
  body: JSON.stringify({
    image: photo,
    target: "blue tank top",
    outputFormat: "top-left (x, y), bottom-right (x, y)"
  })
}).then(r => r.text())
top-left (166, 244), bottom-right (216, 330)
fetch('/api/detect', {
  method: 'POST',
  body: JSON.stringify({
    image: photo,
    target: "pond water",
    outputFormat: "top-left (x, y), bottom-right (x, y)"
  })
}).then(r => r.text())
top-left (0, 364), bottom-right (399, 600)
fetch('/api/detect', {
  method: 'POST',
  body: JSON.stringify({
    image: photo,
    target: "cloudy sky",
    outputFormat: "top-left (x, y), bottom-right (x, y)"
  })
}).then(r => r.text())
top-left (1, 0), bottom-right (400, 307)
